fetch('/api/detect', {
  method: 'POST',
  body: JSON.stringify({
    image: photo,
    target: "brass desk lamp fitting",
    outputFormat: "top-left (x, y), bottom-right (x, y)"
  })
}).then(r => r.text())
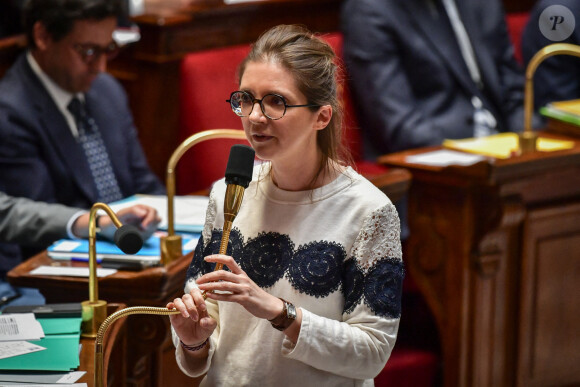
top-left (160, 129), bottom-right (247, 265)
top-left (521, 43), bottom-right (580, 154)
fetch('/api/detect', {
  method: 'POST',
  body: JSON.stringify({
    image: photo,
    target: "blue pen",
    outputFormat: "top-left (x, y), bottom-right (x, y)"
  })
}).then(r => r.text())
top-left (71, 257), bottom-right (102, 263)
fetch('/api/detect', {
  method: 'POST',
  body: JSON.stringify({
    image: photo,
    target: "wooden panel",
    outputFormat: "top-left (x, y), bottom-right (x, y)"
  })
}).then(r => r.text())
top-left (518, 203), bottom-right (580, 387)
top-left (0, 35), bottom-right (25, 79)
top-left (379, 133), bottom-right (580, 387)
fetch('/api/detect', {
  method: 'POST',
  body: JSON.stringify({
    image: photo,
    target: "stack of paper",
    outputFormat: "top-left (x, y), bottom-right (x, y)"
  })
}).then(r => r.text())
top-left (0, 314), bottom-right (82, 372)
top-left (540, 99), bottom-right (580, 126)
top-left (109, 194), bottom-right (210, 233)
top-left (443, 132), bottom-right (575, 159)
top-left (0, 312), bottom-right (86, 385)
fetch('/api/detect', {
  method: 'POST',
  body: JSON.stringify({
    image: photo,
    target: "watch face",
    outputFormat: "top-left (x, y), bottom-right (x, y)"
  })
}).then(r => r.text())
top-left (286, 302), bottom-right (297, 320)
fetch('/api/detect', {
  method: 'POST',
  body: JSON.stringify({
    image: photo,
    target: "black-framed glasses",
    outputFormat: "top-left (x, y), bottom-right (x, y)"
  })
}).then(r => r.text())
top-left (73, 42), bottom-right (119, 64)
top-left (227, 91), bottom-right (320, 120)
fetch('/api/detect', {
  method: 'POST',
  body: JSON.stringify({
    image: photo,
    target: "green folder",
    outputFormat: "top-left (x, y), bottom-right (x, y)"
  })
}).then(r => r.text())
top-left (0, 317), bottom-right (82, 371)
top-left (540, 99), bottom-right (580, 126)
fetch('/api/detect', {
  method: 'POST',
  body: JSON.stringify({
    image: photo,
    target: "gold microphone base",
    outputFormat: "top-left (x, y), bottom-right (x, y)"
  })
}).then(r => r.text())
top-left (161, 234), bottom-right (183, 265)
top-left (519, 131), bottom-right (538, 155)
top-left (81, 299), bottom-right (108, 338)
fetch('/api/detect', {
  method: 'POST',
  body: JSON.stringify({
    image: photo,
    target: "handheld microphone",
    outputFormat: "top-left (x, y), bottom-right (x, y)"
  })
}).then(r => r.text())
top-left (214, 144), bottom-right (255, 271)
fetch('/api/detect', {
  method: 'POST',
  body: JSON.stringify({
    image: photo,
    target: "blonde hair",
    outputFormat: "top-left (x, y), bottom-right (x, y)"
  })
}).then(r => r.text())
top-left (238, 24), bottom-right (353, 188)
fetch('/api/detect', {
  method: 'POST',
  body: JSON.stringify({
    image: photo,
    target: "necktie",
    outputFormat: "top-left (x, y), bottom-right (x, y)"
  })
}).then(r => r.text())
top-left (67, 97), bottom-right (123, 203)
top-left (440, 0), bottom-right (497, 136)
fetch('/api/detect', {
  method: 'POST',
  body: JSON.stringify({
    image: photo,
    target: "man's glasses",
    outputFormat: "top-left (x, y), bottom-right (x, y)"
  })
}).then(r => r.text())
top-left (227, 91), bottom-right (319, 120)
top-left (73, 42), bottom-right (119, 64)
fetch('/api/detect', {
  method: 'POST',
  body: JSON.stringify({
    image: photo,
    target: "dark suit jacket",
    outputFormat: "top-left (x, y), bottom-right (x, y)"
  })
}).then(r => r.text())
top-left (341, 0), bottom-right (530, 158)
top-left (0, 54), bottom-right (165, 269)
top-left (522, 0), bottom-right (580, 109)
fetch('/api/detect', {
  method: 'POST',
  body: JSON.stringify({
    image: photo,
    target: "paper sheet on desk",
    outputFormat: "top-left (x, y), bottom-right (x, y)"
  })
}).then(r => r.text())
top-left (30, 266), bottom-right (117, 278)
top-left (405, 149), bottom-right (487, 166)
top-left (0, 384), bottom-right (86, 387)
top-left (0, 314), bottom-right (44, 341)
top-left (443, 132), bottom-right (575, 158)
top-left (0, 341), bottom-right (45, 360)
top-left (108, 194), bottom-right (209, 233)
top-left (0, 370), bottom-right (85, 384)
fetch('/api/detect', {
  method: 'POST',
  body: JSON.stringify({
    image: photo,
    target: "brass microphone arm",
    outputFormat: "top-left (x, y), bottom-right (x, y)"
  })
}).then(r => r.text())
top-left (82, 202), bottom-right (123, 338)
top-left (521, 43), bottom-right (580, 153)
top-left (95, 306), bottom-right (180, 387)
top-left (161, 129), bottom-right (247, 264)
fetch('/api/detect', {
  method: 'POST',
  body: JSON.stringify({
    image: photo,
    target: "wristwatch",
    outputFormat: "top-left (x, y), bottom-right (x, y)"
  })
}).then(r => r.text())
top-left (268, 298), bottom-right (297, 331)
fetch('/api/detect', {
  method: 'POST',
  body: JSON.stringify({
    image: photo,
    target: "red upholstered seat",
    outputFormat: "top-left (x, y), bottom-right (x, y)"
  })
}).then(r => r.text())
top-left (177, 44), bottom-right (250, 194)
top-left (375, 347), bottom-right (440, 387)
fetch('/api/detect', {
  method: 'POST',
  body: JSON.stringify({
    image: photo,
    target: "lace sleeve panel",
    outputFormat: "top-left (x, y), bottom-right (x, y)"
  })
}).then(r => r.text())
top-left (344, 203), bottom-right (404, 318)
top-left (351, 202), bottom-right (402, 268)
top-left (203, 188), bottom-right (219, 242)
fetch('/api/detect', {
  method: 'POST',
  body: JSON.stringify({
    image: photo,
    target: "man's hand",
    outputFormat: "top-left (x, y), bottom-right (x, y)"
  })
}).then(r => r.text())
top-left (72, 204), bottom-right (161, 240)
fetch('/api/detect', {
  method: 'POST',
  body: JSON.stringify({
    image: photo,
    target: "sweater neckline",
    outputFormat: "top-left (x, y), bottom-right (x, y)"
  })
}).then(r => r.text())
top-left (256, 163), bottom-right (356, 205)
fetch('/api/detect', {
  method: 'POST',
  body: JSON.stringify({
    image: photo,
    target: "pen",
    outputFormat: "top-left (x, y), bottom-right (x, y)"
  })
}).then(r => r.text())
top-left (71, 257), bottom-right (103, 263)
top-left (0, 291), bottom-right (21, 306)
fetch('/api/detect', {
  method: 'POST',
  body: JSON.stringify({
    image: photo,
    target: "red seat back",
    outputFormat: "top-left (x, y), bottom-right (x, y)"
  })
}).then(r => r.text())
top-left (177, 44), bottom-right (250, 194)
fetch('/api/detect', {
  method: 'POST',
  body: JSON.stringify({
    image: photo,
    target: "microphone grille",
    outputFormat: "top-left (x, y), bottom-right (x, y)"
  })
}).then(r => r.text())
top-left (113, 225), bottom-right (144, 255)
top-left (225, 144), bottom-right (255, 188)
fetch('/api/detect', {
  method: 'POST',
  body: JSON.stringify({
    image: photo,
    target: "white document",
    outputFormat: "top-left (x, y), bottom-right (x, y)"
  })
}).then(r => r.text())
top-left (0, 384), bottom-right (87, 387)
top-left (405, 149), bottom-right (488, 167)
top-left (109, 194), bottom-right (209, 232)
top-left (0, 314), bottom-right (44, 342)
top-left (0, 370), bottom-right (85, 383)
top-left (30, 266), bottom-right (117, 278)
top-left (0, 341), bottom-right (45, 360)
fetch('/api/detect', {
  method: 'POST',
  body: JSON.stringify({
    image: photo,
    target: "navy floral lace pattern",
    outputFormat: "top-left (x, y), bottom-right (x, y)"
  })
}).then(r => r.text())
top-left (186, 229), bottom-right (244, 280)
top-left (186, 233), bottom-right (209, 279)
top-left (186, 228), bottom-right (404, 318)
top-left (241, 232), bottom-right (294, 288)
top-left (288, 241), bottom-right (345, 297)
top-left (202, 229), bottom-right (244, 265)
top-left (363, 257), bottom-right (404, 318)
top-left (342, 258), bottom-right (365, 314)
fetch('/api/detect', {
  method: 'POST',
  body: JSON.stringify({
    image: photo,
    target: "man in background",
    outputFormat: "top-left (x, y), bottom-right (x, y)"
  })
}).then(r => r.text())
top-left (341, 0), bottom-right (539, 160)
top-left (0, 190), bottom-right (160, 309)
top-left (0, 0), bottom-right (165, 293)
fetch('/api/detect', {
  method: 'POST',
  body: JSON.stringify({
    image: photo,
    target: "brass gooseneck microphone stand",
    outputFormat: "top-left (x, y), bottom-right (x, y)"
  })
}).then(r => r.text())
top-left (82, 203), bottom-right (143, 338)
top-left (95, 306), bottom-right (180, 387)
top-left (161, 129), bottom-right (248, 265)
top-left (520, 43), bottom-right (580, 153)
